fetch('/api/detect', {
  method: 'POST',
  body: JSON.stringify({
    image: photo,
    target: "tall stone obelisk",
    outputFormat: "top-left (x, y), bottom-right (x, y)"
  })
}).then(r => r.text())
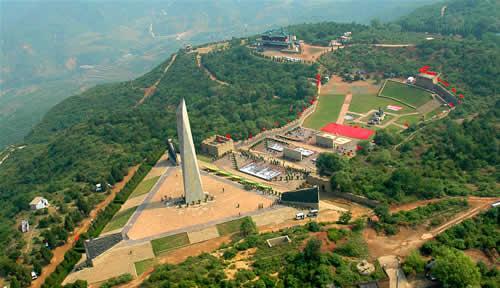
top-left (176, 98), bottom-right (204, 204)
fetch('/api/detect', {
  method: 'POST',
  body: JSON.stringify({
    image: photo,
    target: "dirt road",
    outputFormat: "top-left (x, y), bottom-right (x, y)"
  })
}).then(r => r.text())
top-left (372, 44), bottom-right (415, 48)
top-left (31, 166), bottom-right (140, 288)
top-left (196, 54), bottom-right (229, 86)
top-left (136, 54), bottom-right (177, 106)
top-left (365, 196), bottom-right (499, 259)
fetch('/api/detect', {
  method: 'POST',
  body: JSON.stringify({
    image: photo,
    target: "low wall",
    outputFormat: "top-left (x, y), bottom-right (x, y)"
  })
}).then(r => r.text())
top-left (306, 174), bottom-right (379, 208)
top-left (280, 187), bottom-right (319, 209)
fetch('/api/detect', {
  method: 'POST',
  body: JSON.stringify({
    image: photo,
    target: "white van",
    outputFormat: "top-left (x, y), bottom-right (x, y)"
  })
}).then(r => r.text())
top-left (307, 209), bottom-right (319, 217)
top-left (295, 212), bottom-right (305, 220)
top-left (31, 271), bottom-right (38, 280)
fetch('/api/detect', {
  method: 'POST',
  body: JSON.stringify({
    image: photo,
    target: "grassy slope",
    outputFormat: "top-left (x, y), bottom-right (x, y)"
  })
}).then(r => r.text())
top-left (134, 258), bottom-right (155, 275)
top-left (216, 217), bottom-right (248, 236)
top-left (101, 206), bottom-right (137, 233)
top-left (380, 81), bottom-right (433, 107)
top-left (129, 176), bottom-right (160, 198)
top-left (151, 233), bottom-right (190, 256)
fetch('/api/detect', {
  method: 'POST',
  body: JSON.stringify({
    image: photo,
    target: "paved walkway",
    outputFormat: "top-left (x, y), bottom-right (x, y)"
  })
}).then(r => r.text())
top-left (378, 255), bottom-right (410, 288)
top-left (336, 93), bottom-right (352, 124)
top-left (122, 165), bottom-right (281, 245)
top-left (122, 166), bottom-right (174, 239)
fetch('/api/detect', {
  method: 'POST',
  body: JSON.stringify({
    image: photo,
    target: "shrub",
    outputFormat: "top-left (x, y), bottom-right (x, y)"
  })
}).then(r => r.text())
top-left (100, 273), bottom-right (133, 288)
top-left (327, 228), bottom-right (347, 242)
top-left (402, 250), bottom-right (425, 276)
top-left (222, 249), bottom-right (237, 260)
top-left (307, 222), bottom-right (321, 232)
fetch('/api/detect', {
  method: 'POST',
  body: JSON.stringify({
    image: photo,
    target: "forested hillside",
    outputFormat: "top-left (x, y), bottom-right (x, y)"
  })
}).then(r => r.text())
top-left (399, 0), bottom-right (500, 38)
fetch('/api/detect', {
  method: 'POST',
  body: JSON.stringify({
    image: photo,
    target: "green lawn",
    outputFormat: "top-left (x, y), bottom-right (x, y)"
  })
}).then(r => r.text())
top-left (134, 258), bottom-right (155, 275)
top-left (129, 176), bottom-right (160, 198)
top-left (216, 217), bottom-right (248, 236)
top-left (101, 206), bottom-right (137, 233)
top-left (151, 233), bottom-right (190, 255)
top-left (396, 114), bottom-right (423, 126)
top-left (425, 106), bottom-right (446, 119)
top-left (380, 81), bottom-right (433, 107)
top-left (349, 93), bottom-right (414, 115)
top-left (386, 124), bottom-right (404, 133)
top-left (303, 93), bottom-right (344, 129)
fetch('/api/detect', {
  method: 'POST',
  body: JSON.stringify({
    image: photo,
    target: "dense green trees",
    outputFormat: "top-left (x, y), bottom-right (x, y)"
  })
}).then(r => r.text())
top-left (412, 208), bottom-right (500, 287)
top-left (315, 153), bottom-right (346, 176)
top-left (433, 248), bottom-right (481, 288)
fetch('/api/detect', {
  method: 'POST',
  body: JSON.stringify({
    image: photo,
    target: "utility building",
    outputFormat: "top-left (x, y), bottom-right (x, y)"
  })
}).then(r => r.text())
top-left (176, 99), bottom-right (205, 204)
top-left (283, 147), bottom-right (303, 161)
top-left (201, 135), bottom-right (234, 158)
top-left (315, 133), bottom-right (336, 148)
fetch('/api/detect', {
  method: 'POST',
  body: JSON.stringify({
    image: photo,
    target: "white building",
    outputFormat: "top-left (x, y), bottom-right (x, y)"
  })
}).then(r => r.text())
top-left (30, 197), bottom-right (49, 210)
top-left (21, 220), bottom-right (29, 233)
top-left (95, 183), bottom-right (103, 192)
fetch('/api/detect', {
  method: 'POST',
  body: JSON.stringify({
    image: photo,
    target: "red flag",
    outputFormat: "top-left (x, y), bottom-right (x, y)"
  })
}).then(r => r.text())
top-left (419, 65), bottom-right (430, 73)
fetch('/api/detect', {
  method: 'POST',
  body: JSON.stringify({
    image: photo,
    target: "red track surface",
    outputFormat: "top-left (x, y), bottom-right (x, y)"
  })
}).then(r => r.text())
top-left (321, 123), bottom-right (375, 140)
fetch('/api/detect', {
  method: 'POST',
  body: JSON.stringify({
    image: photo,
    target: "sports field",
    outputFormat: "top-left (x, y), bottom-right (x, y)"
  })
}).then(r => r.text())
top-left (303, 93), bottom-right (344, 129)
top-left (380, 81), bottom-right (433, 107)
top-left (349, 93), bottom-right (414, 115)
